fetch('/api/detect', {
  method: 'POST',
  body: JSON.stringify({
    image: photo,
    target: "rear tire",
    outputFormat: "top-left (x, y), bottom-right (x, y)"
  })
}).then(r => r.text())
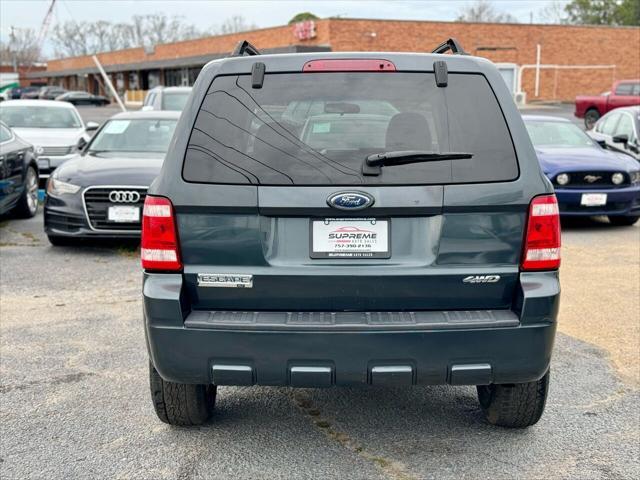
top-left (584, 108), bottom-right (600, 130)
top-left (13, 166), bottom-right (39, 218)
top-left (477, 370), bottom-right (550, 428)
top-left (608, 215), bottom-right (639, 226)
top-left (149, 361), bottom-right (216, 426)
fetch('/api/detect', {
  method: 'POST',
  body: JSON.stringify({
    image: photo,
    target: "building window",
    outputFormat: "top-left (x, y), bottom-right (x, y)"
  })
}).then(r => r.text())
top-left (188, 67), bottom-right (202, 85)
top-left (165, 68), bottom-right (183, 87)
top-left (116, 72), bottom-right (124, 93)
top-left (129, 72), bottom-right (139, 90)
top-left (147, 70), bottom-right (161, 89)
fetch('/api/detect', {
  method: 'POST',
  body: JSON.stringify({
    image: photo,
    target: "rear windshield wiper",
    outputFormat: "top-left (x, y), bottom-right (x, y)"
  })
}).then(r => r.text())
top-left (362, 150), bottom-right (473, 176)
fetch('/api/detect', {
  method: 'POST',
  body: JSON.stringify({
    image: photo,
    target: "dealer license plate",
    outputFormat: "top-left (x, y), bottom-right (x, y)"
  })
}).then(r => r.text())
top-left (107, 206), bottom-right (140, 223)
top-left (580, 193), bottom-right (607, 207)
top-left (311, 218), bottom-right (390, 259)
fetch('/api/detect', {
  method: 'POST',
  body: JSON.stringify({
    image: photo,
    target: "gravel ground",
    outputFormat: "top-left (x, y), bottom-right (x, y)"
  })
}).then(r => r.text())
top-left (1, 211), bottom-right (638, 480)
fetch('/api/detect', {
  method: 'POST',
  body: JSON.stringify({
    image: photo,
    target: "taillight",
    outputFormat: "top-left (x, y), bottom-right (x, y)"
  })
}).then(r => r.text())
top-left (521, 195), bottom-right (561, 271)
top-left (141, 196), bottom-right (182, 272)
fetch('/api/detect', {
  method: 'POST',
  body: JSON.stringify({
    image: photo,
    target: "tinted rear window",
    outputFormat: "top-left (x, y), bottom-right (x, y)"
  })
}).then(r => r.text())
top-left (615, 83), bottom-right (638, 96)
top-left (163, 92), bottom-right (190, 111)
top-left (183, 72), bottom-right (518, 185)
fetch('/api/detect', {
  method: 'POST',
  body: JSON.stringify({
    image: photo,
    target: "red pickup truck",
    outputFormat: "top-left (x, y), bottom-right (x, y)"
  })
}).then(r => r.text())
top-left (575, 80), bottom-right (640, 129)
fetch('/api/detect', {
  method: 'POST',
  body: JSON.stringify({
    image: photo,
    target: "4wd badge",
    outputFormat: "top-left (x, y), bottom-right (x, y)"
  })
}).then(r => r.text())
top-left (462, 275), bottom-right (501, 284)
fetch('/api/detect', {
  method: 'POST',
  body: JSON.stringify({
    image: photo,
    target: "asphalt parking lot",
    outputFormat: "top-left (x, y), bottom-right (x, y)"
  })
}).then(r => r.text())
top-left (1, 105), bottom-right (639, 479)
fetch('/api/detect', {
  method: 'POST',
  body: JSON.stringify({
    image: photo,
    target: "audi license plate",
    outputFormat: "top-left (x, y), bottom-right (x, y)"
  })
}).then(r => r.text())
top-left (107, 206), bottom-right (140, 223)
top-left (311, 218), bottom-right (390, 258)
top-left (581, 193), bottom-right (607, 207)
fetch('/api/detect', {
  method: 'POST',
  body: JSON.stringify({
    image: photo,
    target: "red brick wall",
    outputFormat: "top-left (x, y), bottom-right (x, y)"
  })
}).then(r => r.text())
top-left (44, 18), bottom-right (639, 101)
top-left (0, 64), bottom-right (47, 86)
top-left (329, 19), bottom-right (639, 101)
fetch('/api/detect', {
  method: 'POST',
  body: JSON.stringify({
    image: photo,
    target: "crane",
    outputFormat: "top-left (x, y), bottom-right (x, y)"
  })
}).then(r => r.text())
top-left (26, 0), bottom-right (57, 74)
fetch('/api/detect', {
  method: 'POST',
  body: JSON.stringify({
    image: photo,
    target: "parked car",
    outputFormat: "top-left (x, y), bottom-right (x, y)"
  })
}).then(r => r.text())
top-left (142, 86), bottom-right (192, 111)
top-left (587, 106), bottom-right (640, 161)
top-left (524, 115), bottom-right (639, 226)
top-left (142, 42), bottom-right (561, 428)
top-left (575, 80), bottom-right (640, 129)
top-left (55, 91), bottom-right (110, 106)
top-left (0, 100), bottom-right (99, 186)
top-left (7, 86), bottom-right (42, 100)
top-left (0, 121), bottom-right (39, 218)
top-left (38, 86), bottom-right (67, 100)
top-left (44, 110), bottom-right (180, 245)
top-left (21, 87), bottom-right (45, 99)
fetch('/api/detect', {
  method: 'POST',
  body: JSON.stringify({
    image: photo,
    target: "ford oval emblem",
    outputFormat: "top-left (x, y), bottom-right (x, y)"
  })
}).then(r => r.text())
top-left (327, 191), bottom-right (374, 210)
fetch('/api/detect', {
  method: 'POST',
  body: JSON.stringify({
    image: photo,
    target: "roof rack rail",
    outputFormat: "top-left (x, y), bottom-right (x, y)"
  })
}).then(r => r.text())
top-left (231, 40), bottom-right (261, 57)
top-left (431, 38), bottom-right (468, 55)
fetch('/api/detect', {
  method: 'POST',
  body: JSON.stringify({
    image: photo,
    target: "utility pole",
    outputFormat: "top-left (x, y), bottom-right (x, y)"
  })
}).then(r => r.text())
top-left (92, 55), bottom-right (126, 112)
top-left (9, 26), bottom-right (17, 72)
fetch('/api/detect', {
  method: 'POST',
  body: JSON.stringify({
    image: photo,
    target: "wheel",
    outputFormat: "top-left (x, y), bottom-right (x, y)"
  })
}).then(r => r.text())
top-left (608, 215), bottom-right (639, 226)
top-left (584, 108), bottom-right (600, 130)
top-left (477, 370), bottom-right (550, 428)
top-left (13, 166), bottom-right (39, 218)
top-left (149, 361), bottom-right (216, 426)
top-left (47, 235), bottom-right (81, 246)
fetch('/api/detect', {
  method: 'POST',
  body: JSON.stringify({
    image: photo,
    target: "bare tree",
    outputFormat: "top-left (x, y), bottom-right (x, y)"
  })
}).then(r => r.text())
top-left (51, 14), bottom-right (203, 57)
top-left (49, 14), bottom-right (259, 57)
top-left (217, 15), bottom-right (258, 35)
top-left (538, 0), bottom-right (570, 24)
top-left (51, 21), bottom-right (90, 56)
top-left (456, 0), bottom-right (519, 23)
top-left (0, 27), bottom-right (41, 65)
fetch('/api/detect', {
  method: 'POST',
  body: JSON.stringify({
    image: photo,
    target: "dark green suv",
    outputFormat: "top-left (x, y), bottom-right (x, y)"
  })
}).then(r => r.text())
top-left (142, 40), bottom-right (561, 428)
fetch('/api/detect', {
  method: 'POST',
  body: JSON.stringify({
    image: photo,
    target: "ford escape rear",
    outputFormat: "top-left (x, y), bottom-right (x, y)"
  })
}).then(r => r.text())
top-left (143, 40), bottom-right (561, 428)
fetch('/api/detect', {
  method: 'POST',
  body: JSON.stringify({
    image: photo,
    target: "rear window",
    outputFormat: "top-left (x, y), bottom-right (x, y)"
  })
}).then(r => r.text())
top-left (615, 83), bottom-right (638, 96)
top-left (183, 72), bottom-right (518, 185)
top-left (89, 119), bottom-right (177, 153)
top-left (163, 92), bottom-right (190, 111)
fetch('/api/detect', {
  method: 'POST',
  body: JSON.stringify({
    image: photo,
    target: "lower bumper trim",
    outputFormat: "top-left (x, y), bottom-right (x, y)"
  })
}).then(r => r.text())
top-left (449, 363), bottom-right (492, 385)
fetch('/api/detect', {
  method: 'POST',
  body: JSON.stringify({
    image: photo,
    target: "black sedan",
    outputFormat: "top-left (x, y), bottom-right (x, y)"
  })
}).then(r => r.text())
top-left (0, 121), bottom-right (39, 218)
top-left (44, 110), bottom-right (179, 245)
top-left (55, 91), bottom-right (110, 106)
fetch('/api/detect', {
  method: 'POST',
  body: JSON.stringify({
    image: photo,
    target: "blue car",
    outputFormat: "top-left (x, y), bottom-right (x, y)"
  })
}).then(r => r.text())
top-left (524, 115), bottom-right (640, 226)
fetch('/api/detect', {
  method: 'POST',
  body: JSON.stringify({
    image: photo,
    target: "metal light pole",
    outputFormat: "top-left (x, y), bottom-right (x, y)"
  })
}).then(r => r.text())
top-left (92, 55), bottom-right (127, 112)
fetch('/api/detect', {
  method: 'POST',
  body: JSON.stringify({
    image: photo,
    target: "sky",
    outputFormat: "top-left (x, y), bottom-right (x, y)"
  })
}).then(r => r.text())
top-left (1, 0), bottom-right (564, 56)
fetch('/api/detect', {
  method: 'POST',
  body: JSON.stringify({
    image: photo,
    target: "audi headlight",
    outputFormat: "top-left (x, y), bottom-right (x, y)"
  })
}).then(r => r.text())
top-left (611, 172), bottom-right (625, 185)
top-left (556, 173), bottom-right (570, 186)
top-left (47, 177), bottom-right (81, 196)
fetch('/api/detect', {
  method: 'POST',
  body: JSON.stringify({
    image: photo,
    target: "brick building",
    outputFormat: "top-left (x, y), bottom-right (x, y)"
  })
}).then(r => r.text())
top-left (30, 18), bottom-right (640, 102)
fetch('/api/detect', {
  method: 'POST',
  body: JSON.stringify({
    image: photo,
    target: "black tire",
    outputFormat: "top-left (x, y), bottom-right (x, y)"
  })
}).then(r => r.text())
top-left (13, 166), bottom-right (39, 218)
top-left (608, 215), bottom-right (639, 226)
top-left (47, 235), bottom-right (81, 247)
top-left (477, 370), bottom-right (550, 428)
top-left (149, 361), bottom-right (216, 426)
top-left (584, 108), bottom-right (600, 130)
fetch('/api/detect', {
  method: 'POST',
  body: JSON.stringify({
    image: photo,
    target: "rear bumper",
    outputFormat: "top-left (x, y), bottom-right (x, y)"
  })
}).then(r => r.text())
top-left (556, 185), bottom-right (640, 217)
top-left (144, 271), bottom-right (560, 387)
